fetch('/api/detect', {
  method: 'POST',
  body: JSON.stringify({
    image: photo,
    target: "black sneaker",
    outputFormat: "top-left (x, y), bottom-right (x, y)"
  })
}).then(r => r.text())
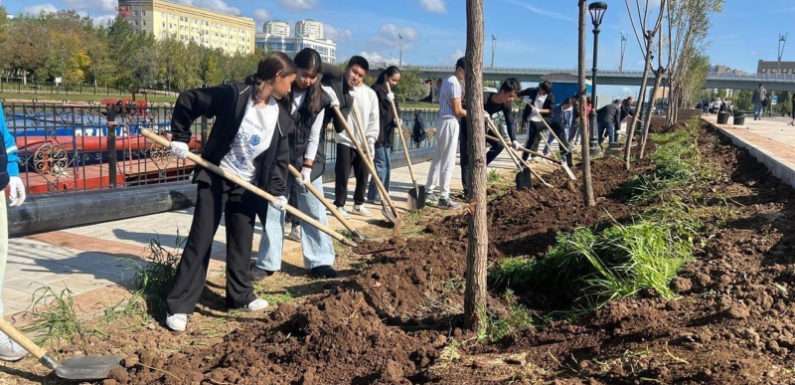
top-left (309, 265), bottom-right (338, 278)
top-left (438, 198), bottom-right (460, 209)
top-left (252, 267), bottom-right (277, 281)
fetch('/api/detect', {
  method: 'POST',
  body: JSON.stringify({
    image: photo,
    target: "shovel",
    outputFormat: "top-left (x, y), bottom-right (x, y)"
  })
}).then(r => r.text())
top-left (141, 129), bottom-right (358, 248)
top-left (485, 116), bottom-right (551, 188)
top-left (528, 104), bottom-right (571, 153)
top-left (333, 106), bottom-right (401, 227)
top-left (287, 165), bottom-right (366, 242)
top-left (489, 136), bottom-right (577, 181)
top-left (386, 83), bottom-right (426, 209)
top-left (0, 318), bottom-right (121, 381)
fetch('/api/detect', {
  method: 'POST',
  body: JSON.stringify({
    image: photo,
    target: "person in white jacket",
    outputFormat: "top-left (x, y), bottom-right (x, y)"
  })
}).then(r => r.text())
top-left (331, 56), bottom-right (380, 218)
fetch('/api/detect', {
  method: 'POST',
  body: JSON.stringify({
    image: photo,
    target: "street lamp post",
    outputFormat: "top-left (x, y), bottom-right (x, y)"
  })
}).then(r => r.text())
top-left (589, 1), bottom-right (607, 155)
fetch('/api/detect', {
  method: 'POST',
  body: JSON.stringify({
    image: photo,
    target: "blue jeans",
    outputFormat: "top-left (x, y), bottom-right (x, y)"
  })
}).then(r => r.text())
top-left (367, 145), bottom-right (391, 202)
top-left (754, 103), bottom-right (763, 120)
top-left (598, 121), bottom-right (616, 146)
top-left (256, 175), bottom-right (335, 271)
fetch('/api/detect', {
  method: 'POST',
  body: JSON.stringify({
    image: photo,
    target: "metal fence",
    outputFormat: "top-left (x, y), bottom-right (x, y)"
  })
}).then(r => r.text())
top-left (2, 102), bottom-right (442, 197)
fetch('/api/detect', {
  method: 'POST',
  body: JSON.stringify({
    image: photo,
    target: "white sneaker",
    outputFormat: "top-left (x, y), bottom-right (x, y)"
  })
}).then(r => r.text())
top-left (336, 206), bottom-right (351, 219)
top-left (352, 204), bottom-right (371, 216)
top-left (165, 313), bottom-right (188, 332)
top-left (245, 298), bottom-right (269, 312)
top-left (0, 331), bottom-right (28, 362)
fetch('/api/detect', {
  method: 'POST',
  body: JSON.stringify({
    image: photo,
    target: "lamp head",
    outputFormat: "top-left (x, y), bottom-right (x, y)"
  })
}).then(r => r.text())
top-left (589, 2), bottom-right (608, 28)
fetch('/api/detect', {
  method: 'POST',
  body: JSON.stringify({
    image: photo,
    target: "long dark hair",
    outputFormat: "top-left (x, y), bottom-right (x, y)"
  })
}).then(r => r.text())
top-left (375, 66), bottom-right (400, 87)
top-left (250, 52), bottom-right (296, 100)
top-left (293, 48), bottom-right (323, 115)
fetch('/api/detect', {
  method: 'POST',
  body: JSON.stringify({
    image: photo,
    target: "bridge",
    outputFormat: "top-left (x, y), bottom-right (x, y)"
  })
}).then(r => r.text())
top-left (399, 65), bottom-right (795, 91)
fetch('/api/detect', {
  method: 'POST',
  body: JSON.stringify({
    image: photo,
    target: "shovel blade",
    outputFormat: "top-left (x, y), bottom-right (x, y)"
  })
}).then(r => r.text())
top-left (515, 169), bottom-right (533, 190)
top-left (55, 355), bottom-right (122, 381)
top-left (407, 186), bottom-right (427, 210)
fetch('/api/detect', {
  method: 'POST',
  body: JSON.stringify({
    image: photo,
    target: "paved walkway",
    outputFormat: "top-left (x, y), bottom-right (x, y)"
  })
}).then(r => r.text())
top-left (703, 114), bottom-right (795, 188)
top-left (2, 147), bottom-right (523, 320)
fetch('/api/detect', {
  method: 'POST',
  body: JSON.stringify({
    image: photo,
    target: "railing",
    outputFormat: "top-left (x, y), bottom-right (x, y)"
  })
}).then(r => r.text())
top-left (3, 103), bottom-right (442, 197)
top-left (0, 81), bottom-right (180, 97)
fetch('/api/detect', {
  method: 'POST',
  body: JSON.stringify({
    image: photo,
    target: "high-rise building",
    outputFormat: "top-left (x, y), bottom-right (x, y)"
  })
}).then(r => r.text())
top-left (256, 19), bottom-right (336, 63)
top-left (295, 20), bottom-right (324, 40)
top-left (263, 20), bottom-right (290, 38)
top-left (118, 0), bottom-right (256, 56)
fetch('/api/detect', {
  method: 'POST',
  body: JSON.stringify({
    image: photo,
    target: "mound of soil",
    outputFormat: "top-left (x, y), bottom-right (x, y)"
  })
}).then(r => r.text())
top-left (122, 117), bottom-right (795, 385)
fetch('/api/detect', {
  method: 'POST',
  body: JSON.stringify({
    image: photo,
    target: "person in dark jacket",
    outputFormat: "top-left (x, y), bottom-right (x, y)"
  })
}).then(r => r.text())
top-left (519, 81), bottom-right (555, 160)
top-left (597, 99), bottom-right (622, 147)
top-left (367, 66), bottom-right (401, 204)
top-left (255, 48), bottom-right (338, 280)
top-left (164, 52), bottom-right (296, 332)
top-left (459, 77), bottom-right (521, 197)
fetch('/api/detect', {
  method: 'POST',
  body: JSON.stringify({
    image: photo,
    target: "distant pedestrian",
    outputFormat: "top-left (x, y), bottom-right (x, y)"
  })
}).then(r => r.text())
top-left (790, 96), bottom-right (795, 126)
top-left (0, 102), bottom-right (27, 361)
top-left (368, 66), bottom-right (402, 205)
top-left (753, 83), bottom-right (767, 120)
top-left (519, 80), bottom-right (555, 160)
top-left (597, 99), bottom-right (622, 148)
top-left (425, 57), bottom-right (466, 209)
top-left (542, 96), bottom-right (575, 165)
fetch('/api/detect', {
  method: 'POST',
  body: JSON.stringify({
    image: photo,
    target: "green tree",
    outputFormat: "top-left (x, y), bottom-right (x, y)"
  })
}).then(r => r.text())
top-left (199, 48), bottom-right (225, 86)
top-left (392, 69), bottom-right (426, 102)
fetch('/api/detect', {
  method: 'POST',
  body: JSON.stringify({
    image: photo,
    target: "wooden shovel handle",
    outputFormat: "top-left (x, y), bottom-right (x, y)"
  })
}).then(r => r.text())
top-left (287, 165), bottom-right (360, 237)
top-left (385, 83), bottom-right (420, 190)
top-left (0, 318), bottom-right (48, 359)
top-left (485, 116), bottom-right (551, 187)
top-left (141, 130), bottom-right (357, 248)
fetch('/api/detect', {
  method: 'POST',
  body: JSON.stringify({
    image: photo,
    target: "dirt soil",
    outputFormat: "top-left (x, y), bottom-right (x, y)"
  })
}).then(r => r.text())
top-left (108, 117), bottom-right (795, 385)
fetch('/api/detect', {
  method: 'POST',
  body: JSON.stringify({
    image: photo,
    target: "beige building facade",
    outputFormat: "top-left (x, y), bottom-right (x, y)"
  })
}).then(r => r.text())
top-left (118, 0), bottom-right (256, 55)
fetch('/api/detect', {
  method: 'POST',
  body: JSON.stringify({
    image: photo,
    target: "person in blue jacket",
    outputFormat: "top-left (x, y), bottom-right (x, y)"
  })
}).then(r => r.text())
top-left (0, 102), bottom-right (27, 361)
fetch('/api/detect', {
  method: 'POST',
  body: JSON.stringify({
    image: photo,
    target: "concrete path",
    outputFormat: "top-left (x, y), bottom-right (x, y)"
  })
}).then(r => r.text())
top-left (2, 146), bottom-right (523, 319)
top-left (703, 114), bottom-right (795, 188)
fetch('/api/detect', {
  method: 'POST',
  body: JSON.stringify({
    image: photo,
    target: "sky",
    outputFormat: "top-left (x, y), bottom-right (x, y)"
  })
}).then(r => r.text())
top-left (2, 0), bottom-right (794, 74)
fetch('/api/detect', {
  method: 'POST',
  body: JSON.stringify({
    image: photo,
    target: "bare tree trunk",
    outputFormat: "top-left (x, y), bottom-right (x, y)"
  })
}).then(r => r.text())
top-left (579, 0), bottom-right (595, 207)
top-left (463, 0), bottom-right (488, 331)
top-left (639, 68), bottom-right (664, 159)
top-left (623, 36), bottom-right (653, 170)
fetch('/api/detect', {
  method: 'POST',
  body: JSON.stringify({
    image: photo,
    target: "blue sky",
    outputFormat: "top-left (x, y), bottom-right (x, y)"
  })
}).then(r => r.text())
top-left (2, 0), bottom-right (794, 73)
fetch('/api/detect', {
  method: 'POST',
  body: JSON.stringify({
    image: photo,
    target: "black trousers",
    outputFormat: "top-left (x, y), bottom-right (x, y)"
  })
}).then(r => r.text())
top-left (334, 144), bottom-right (369, 207)
top-left (522, 120), bottom-right (546, 161)
top-left (459, 126), bottom-right (504, 197)
top-left (166, 173), bottom-right (258, 314)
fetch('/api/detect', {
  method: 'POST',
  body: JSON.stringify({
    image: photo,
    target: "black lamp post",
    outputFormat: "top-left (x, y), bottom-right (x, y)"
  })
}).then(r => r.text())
top-left (589, 1), bottom-right (607, 154)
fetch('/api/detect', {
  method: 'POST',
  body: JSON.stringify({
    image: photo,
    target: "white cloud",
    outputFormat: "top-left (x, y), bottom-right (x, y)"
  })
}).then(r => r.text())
top-left (172, 0), bottom-right (240, 15)
top-left (325, 24), bottom-right (352, 42)
top-left (372, 23), bottom-right (418, 49)
top-left (499, 0), bottom-right (574, 22)
top-left (360, 51), bottom-right (399, 66)
top-left (253, 8), bottom-right (270, 25)
top-left (419, 0), bottom-right (446, 13)
top-left (21, 3), bottom-right (58, 15)
top-left (92, 14), bottom-right (116, 26)
top-left (64, 0), bottom-right (116, 13)
top-left (278, 0), bottom-right (316, 11)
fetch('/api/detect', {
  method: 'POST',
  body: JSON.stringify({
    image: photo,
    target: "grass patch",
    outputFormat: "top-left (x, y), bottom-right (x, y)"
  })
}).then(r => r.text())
top-left (478, 290), bottom-right (536, 343)
top-left (131, 235), bottom-right (182, 318)
top-left (24, 287), bottom-right (90, 346)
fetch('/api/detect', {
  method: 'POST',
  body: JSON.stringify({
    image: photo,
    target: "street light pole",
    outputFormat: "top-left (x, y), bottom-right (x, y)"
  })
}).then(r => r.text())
top-left (399, 33), bottom-right (404, 67)
top-left (589, 2), bottom-right (607, 155)
top-left (619, 32), bottom-right (627, 73)
top-left (491, 34), bottom-right (496, 68)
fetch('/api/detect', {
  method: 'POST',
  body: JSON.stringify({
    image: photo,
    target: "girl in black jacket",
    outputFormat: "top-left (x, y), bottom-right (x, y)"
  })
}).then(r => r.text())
top-left (165, 52), bottom-right (296, 332)
top-left (367, 66), bottom-right (401, 204)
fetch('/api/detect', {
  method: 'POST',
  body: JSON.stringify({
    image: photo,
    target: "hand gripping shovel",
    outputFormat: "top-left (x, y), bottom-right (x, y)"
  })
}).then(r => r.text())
top-left (485, 116), bottom-right (551, 189)
top-left (386, 83), bottom-right (426, 209)
top-left (287, 165), bottom-right (366, 242)
top-left (331, 106), bottom-right (401, 227)
top-left (506, 139), bottom-right (577, 181)
top-left (141, 129), bottom-right (358, 248)
top-left (0, 318), bottom-right (121, 381)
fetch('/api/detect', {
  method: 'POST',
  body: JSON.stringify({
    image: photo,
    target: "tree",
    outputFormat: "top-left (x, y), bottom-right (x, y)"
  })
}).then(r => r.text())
top-left (622, 0), bottom-right (667, 170)
top-left (0, 6), bottom-right (8, 46)
top-left (463, 0), bottom-right (488, 331)
top-left (579, 0), bottom-right (595, 207)
top-left (393, 69), bottom-right (426, 102)
top-left (199, 48), bottom-right (225, 86)
top-left (638, 0), bottom-right (670, 160)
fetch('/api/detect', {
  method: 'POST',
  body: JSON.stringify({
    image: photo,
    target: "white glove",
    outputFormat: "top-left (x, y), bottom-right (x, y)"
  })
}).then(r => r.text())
top-left (386, 92), bottom-right (395, 102)
top-left (512, 140), bottom-right (521, 151)
top-left (7, 176), bottom-right (25, 207)
top-left (367, 140), bottom-right (376, 160)
top-left (321, 85), bottom-right (340, 108)
top-left (271, 195), bottom-right (288, 211)
top-left (170, 141), bottom-right (190, 160)
top-left (301, 167), bottom-right (312, 186)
